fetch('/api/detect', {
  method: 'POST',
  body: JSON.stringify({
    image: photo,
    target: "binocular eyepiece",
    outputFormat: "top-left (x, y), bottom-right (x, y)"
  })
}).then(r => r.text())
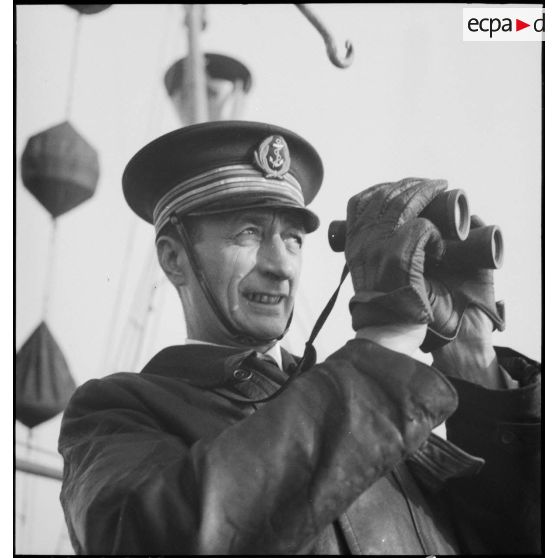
top-left (328, 189), bottom-right (504, 269)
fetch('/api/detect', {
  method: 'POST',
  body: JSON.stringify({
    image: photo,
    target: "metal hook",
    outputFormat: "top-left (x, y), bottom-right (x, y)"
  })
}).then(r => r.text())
top-left (295, 4), bottom-right (354, 69)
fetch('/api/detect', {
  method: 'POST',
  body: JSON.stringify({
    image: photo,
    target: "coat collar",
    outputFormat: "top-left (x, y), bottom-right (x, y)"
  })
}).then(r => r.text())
top-left (139, 343), bottom-right (298, 388)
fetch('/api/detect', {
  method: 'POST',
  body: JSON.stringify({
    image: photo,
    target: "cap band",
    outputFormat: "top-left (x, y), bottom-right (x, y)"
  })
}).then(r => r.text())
top-left (153, 164), bottom-right (304, 233)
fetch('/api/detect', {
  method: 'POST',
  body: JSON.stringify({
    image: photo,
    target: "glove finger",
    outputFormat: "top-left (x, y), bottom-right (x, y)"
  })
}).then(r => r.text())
top-left (346, 180), bottom-right (405, 225)
top-left (347, 178), bottom-right (436, 222)
top-left (347, 178), bottom-right (448, 229)
top-left (395, 179), bottom-right (448, 225)
top-left (376, 177), bottom-right (432, 217)
top-left (404, 218), bottom-right (445, 278)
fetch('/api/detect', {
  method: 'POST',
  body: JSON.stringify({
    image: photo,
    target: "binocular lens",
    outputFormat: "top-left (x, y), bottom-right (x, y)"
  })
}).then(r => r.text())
top-left (492, 227), bottom-right (504, 268)
top-left (421, 189), bottom-right (470, 241)
top-left (455, 192), bottom-right (470, 240)
top-left (443, 225), bottom-right (503, 270)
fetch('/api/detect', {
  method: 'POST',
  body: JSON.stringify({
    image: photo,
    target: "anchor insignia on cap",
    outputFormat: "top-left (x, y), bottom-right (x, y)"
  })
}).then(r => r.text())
top-left (254, 135), bottom-right (291, 179)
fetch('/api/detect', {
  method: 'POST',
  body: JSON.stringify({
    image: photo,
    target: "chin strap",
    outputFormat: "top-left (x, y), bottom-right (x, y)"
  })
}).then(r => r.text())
top-left (171, 213), bottom-right (349, 403)
top-left (171, 214), bottom-right (291, 347)
top-left (224, 263), bottom-right (350, 405)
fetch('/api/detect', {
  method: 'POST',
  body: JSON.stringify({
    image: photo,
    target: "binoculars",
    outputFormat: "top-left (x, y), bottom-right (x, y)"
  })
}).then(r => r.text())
top-left (328, 189), bottom-right (504, 269)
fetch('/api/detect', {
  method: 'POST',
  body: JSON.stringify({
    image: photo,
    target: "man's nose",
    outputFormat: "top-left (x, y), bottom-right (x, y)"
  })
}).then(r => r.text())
top-left (257, 234), bottom-right (296, 280)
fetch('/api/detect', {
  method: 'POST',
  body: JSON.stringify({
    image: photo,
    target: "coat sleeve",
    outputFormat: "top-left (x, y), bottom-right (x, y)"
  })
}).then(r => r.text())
top-left (59, 338), bottom-right (457, 555)
top-left (442, 347), bottom-right (541, 554)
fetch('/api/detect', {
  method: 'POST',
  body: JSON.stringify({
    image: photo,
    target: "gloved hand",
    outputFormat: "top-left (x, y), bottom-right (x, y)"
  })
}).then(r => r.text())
top-left (430, 308), bottom-right (504, 388)
top-left (345, 177), bottom-right (447, 331)
top-left (420, 215), bottom-right (505, 352)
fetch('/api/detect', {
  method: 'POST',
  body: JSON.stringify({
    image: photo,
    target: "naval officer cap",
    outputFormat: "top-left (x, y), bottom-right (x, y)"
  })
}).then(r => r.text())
top-left (123, 121), bottom-right (323, 234)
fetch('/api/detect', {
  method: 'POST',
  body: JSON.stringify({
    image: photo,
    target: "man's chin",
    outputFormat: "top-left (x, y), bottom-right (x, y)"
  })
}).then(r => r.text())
top-left (239, 317), bottom-right (288, 343)
top-left (232, 303), bottom-right (291, 342)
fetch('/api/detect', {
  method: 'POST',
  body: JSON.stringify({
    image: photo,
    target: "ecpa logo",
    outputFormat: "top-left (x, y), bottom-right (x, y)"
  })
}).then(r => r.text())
top-left (463, 8), bottom-right (544, 42)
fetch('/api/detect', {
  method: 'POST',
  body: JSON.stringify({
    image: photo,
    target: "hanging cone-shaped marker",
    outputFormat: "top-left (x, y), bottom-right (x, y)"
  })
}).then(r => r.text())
top-left (16, 322), bottom-right (77, 429)
top-left (21, 121), bottom-right (100, 218)
top-left (66, 5), bottom-right (112, 15)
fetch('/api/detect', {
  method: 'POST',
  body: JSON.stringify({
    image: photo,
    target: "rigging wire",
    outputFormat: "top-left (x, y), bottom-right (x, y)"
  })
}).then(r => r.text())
top-left (40, 6), bottom-right (83, 323)
top-left (65, 11), bottom-right (82, 120)
top-left (100, 213), bottom-right (139, 372)
top-left (17, 430), bottom-right (34, 553)
top-left (133, 5), bottom-right (201, 360)
top-left (113, 247), bottom-right (158, 371)
top-left (18, 11), bottom-right (85, 553)
top-left (143, 271), bottom-right (170, 353)
top-left (102, 5), bottom-right (180, 373)
top-left (40, 9), bottom-right (83, 321)
top-left (41, 218), bottom-right (58, 321)
top-left (130, 254), bottom-right (160, 370)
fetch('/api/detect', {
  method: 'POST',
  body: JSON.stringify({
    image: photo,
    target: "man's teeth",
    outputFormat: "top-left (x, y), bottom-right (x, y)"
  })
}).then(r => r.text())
top-left (246, 293), bottom-right (283, 304)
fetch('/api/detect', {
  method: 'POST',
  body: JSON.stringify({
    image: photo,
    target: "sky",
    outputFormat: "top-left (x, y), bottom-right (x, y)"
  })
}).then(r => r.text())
top-left (13, 3), bottom-right (544, 554)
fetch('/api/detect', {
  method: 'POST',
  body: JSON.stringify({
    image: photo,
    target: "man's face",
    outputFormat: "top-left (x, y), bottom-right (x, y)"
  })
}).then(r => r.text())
top-left (188, 209), bottom-right (306, 342)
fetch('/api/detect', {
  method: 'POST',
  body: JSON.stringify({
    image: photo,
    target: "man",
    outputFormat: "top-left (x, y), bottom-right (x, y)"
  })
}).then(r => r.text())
top-left (58, 121), bottom-right (540, 554)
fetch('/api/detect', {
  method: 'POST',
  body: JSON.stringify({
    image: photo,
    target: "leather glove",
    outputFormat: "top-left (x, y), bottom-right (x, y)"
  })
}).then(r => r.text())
top-left (421, 215), bottom-right (505, 352)
top-left (345, 177), bottom-right (447, 330)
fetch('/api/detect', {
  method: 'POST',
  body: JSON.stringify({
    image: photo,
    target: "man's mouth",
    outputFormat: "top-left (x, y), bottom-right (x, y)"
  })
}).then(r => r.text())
top-left (244, 292), bottom-right (285, 305)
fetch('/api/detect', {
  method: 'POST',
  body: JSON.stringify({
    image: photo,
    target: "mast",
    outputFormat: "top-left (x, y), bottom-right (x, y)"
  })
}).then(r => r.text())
top-left (183, 4), bottom-right (208, 123)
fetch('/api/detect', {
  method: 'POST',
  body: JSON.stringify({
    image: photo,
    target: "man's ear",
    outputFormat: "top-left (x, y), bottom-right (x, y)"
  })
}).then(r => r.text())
top-left (156, 235), bottom-right (189, 287)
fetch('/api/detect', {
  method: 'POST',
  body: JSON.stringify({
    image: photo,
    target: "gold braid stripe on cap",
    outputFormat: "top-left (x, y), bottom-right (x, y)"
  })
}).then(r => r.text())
top-left (153, 164), bottom-right (304, 233)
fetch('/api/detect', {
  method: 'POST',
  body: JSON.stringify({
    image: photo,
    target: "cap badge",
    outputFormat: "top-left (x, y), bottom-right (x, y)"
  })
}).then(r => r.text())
top-left (254, 135), bottom-right (291, 179)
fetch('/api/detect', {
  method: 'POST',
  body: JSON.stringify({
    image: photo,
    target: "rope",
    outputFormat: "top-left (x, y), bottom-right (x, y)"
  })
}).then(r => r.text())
top-left (101, 5), bottom-right (179, 374)
top-left (64, 11), bottom-right (82, 120)
top-left (101, 216), bottom-right (138, 373)
top-left (18, 429), bottom-right (34, 553)
top-left (130, 254), bottom-right (160, 370)
top-left (41, 217), bottom-right (58, 321)
top-left (112, 247), bottom-right (157, 371)
top-left (144, 270), bottom-right (169, 359)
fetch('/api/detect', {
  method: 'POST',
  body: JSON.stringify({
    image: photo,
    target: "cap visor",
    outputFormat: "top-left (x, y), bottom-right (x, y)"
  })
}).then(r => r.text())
top-left (187, 197), bottom-right (320, 233)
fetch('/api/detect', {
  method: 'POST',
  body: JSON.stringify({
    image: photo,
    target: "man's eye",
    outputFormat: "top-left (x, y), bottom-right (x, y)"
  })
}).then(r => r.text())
top-left (286, 233), bottom-right (304, 248)
top-left (236, 227), bottom-right (260, 240)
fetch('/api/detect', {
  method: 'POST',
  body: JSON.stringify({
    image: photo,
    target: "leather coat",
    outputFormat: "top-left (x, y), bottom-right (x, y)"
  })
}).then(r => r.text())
top-left (58, 339), bottom-right (540, 555)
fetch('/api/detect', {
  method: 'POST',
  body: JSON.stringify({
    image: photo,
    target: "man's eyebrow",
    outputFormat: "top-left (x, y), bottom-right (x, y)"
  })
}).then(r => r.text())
top-left (226, 212), bottom-right (270, 226)
top-left (223, 210), bottom-right (306, 231)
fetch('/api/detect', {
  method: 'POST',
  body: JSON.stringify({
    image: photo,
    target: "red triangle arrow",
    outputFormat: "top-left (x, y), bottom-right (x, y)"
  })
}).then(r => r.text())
top-left (516, 18), bottom-right (530, 31)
